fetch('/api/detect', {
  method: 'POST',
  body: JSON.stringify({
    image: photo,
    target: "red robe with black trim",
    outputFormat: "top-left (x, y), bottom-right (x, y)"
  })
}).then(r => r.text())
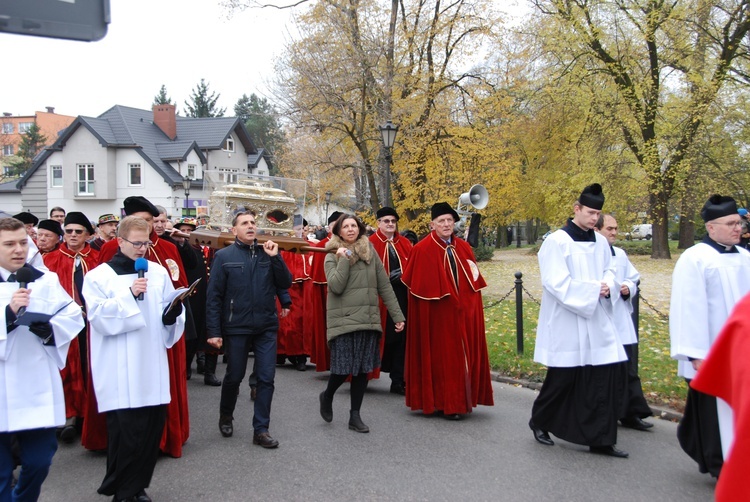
top-left (691, 293), bottom-right (750, 501)
top-left (369, 229), bottom-right (413, 380)
top-left (277, 250), bottom-right (308, 358)
top-left (305, 236), bottom-right (331, 371)
top-left (43, 242), bottom-right (99, 420)
top-left (401, 231), bottom-right (493, 415)
top-left (82, 232), bottom-right (190, 457)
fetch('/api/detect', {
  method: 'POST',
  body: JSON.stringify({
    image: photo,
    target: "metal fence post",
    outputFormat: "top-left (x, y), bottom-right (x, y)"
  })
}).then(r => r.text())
top-left (515, 271), bottom-right (523, 355)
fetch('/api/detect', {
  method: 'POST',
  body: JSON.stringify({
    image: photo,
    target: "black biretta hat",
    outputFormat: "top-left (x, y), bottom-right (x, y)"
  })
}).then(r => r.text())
top-left (123, 196), bottom-right (160, 217)
top-left (38, 219), bottom-right (63, 237)
top-left (579, 183), bottom-right (605, 210)
top-left (64, 212), bottom-right (95, 235)
top-left (701, 194), bottom-right (737, 222)
top-left (376, 207), bottom-right (399, 221)
top-left (13, 212), bottom-right (39, 226)
top-left (328, 211), bottom-right (343, 225)
top-left (430, 202), bottom-right (459, 222)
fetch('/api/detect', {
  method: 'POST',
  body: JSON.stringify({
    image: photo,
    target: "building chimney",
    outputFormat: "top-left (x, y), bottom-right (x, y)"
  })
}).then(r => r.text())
top-left (2, 112), bottom-right (11, 117)
top-left (45, 106), bottom-right (55, 113)
top-left (153, 104), bottom-right (177, 140)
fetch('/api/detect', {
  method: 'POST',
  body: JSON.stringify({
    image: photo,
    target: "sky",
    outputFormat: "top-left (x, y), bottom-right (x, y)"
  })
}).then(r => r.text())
top-left (1, 0), bottom-right (529, 119)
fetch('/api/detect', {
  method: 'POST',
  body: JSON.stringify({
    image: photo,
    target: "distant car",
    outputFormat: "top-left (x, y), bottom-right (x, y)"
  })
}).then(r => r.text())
top-left (626, 224), bottom-right (652, 240)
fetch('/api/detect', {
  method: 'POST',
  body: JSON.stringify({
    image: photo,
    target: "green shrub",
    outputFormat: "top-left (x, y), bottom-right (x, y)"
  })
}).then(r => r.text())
top-left (474, 244), bottom-right (495, 261)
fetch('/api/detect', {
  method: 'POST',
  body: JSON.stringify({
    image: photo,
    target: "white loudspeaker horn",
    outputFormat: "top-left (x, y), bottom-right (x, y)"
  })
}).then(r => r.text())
top-left (458, 184), bottom-right (489, 210)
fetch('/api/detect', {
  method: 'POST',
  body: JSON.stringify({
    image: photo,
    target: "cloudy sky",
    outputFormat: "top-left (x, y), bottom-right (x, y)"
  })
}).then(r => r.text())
top-left (1, 0), bottom-right (528, 119)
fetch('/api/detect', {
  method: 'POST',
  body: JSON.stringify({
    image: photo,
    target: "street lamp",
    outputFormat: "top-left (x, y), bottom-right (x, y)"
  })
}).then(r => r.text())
top-left (182, 176), bottom-right (191, 217)
top-left (379, 120), bottom-right (399, 207)
top-left (325, 191), bottom-right (332, 223)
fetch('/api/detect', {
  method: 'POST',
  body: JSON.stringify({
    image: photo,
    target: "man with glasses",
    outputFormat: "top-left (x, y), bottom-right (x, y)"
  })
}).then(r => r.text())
top-left (670, 194), bottom-right (750, 479)
top-left (369, 207), bottom-right (412, 394)
top-left (88, 196), bottom-right (190, 459)
top-left (83, 216), bottom-right (185, 502)
top-left (43, 211), bottom-right (98, 443)
top-left (401, 202), bottom-right (493, 419)
top-left (0, 217), bottom-right (84, 502)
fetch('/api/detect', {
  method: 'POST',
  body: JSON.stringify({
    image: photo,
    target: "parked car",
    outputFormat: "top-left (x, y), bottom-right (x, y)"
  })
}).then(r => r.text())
top-left (626, 224), bottom-right (652, 240)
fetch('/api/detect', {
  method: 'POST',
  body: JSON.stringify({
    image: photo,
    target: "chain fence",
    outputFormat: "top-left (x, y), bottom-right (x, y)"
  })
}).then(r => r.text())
top-left (484, 273), bottom-right (669, 320)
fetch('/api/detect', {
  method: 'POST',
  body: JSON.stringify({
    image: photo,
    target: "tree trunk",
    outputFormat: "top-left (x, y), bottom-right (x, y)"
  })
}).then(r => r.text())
top-left (496, 224), bottom-right (507, 247)
top-left (678, 191), bottom-right (697, 249)
top-left (650, 190), bottom-right (671, 259)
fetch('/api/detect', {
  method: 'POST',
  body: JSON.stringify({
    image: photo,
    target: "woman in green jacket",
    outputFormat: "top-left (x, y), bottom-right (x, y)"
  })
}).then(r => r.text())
top-left (319, 214), bottom-right (405, 432)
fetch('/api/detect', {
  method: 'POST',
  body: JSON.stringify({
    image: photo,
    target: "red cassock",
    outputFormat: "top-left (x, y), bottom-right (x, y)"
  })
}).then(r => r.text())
top-left (305, 236), bottom-right (331, 371)
top-left (43, 243), bottom-right (99, 420)
top-left (277, 250), bottom-right (308, 357)
top-left (82, 233), bottom-right (190, 458)
top-left (368, 229), bottom-right (413, 380)
top-left (691, 293), bottom-right (750, 501)
top-left (401, 231), bottom-right (494, 415)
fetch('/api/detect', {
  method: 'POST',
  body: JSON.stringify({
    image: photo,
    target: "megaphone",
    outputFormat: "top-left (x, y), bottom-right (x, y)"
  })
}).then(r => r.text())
top-left (458, 184), bottom-right (489, 210)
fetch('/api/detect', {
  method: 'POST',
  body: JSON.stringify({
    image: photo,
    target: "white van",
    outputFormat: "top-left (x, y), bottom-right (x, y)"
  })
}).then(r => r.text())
top-left (627, 224), bottom-right (652, 240)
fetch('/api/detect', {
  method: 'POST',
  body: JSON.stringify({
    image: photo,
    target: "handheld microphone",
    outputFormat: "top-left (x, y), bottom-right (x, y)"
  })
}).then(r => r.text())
top-left (134, 258), bottom-right (149, 301)
top-left (15, 267), bottom-right (34, 316)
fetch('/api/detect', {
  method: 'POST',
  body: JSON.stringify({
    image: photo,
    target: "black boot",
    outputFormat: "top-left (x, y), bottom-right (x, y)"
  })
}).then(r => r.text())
top-left (196, 352), bottom-right (206, 374)
top-left (219, 414), bottom-right (233, 437)
top-left (204, 353), bottom-right (222, 386)
top-left (348, 410), bottom-right (369, 433)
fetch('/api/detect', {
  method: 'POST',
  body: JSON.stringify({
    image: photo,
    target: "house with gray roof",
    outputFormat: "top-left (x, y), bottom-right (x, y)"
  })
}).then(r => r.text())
top-left (9, 104), bottom-right (263, 221)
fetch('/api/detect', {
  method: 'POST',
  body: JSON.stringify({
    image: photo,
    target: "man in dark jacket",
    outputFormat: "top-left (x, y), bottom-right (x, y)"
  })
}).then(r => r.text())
top-left (206, 210), bottom-right (292, 449)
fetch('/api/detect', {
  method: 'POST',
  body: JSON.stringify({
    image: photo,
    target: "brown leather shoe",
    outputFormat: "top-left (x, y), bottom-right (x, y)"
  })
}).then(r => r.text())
top-left (253, 432), bottom-right (279, 448)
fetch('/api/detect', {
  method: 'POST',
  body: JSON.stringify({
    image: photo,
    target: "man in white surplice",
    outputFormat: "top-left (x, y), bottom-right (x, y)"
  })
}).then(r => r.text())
top-left (529, 183), bottom-right (630, 458)
top-left (0, 217), bottom-right (84, 501)
top-left (83, 216), bottom-right (185, 502)
top-left (670, 194), bottom-right (750, 479)
top-left (595, 214), bottom-right (654, 431)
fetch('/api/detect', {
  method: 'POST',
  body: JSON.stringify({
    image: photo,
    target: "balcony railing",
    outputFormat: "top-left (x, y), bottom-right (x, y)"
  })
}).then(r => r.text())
top-left (74, 180), bottom-right (96, 197)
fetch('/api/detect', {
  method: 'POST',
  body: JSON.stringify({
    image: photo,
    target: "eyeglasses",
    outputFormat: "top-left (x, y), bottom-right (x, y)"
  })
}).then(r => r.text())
top-left (714, 220), bottom-right (743, 228)
top-left (122, 237), bottom-right (152, 249)
top-left (379, 219), bottom-right (397, 224)
top-left (64, 228), bottom-right (85, 235)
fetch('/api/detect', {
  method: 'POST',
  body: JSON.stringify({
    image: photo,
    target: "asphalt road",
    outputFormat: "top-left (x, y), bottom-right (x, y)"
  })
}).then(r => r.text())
top-left (39, 361), bottom-right (715, 501)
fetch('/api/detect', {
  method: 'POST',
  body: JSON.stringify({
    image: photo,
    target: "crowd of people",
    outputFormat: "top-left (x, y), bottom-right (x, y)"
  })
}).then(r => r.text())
top-left (0, 185), bottom-right (747, 500)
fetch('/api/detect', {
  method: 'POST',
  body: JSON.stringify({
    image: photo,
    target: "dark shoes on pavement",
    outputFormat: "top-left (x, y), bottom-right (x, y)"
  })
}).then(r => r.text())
top-left (319, 391), bottom-right (333, 423)
top-left (219, 414), bottom-right (233, 437)
top-left (529, 419), bottom-right (554, 446)
top-left (59, 424), bottom-right (76, 444)
top-left (253, 432), bottom-right (279, 448)
top-left (204, 373), bottom-right (222, 386)
top-left (590, 445), bottom-right (629, 458)
top-left (348, 410), bottom-right (369, 433)
top-left (250, 385), bottom-right (257, 401)
top-left (620, 416), bottom-right (653, 431)
top-left (390, 382), bottom-right (406, 395)
top-left (114, 489), bottom-right (151, 502)
top-left (295, 357), bottom-right (307, 371)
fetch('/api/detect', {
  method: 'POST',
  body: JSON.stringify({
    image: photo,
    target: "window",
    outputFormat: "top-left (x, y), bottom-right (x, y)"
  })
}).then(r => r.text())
top-left (219, 168), bottom-right (238, 183)
top-left (2, 145), bottom-right (12, 156)
top-left (18, 122), bottom-right (33, 133)
top-left (50, 165), bottom-right (62, 187)
top-left (187, 164), bottom-right (196, 179)
top-left (223, 137), bottom-right (235, 152)
top-left (128, 163), bottom-right (142, 186)
top-left (76, 163), bottom-right (95, 195)
top-left (2, 123), bottom-right (12, 134)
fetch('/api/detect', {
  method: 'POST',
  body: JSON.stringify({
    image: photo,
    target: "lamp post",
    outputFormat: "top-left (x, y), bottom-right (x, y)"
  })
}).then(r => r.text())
top-left (379, 120), bottom-right (398, 207)
top-left (182, 176), bottom-right (191, 217)
top-left (325, 191), bottom-right (332, 223)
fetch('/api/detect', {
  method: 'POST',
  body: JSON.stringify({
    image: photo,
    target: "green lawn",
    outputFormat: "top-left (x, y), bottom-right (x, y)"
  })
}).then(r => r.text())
top-left (485, 299), bottom-right (686, 412)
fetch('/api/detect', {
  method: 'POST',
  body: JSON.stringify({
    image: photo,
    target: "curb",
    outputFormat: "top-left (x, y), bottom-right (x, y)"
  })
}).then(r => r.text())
top-left (491, 372), bottom-right (684, 422)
